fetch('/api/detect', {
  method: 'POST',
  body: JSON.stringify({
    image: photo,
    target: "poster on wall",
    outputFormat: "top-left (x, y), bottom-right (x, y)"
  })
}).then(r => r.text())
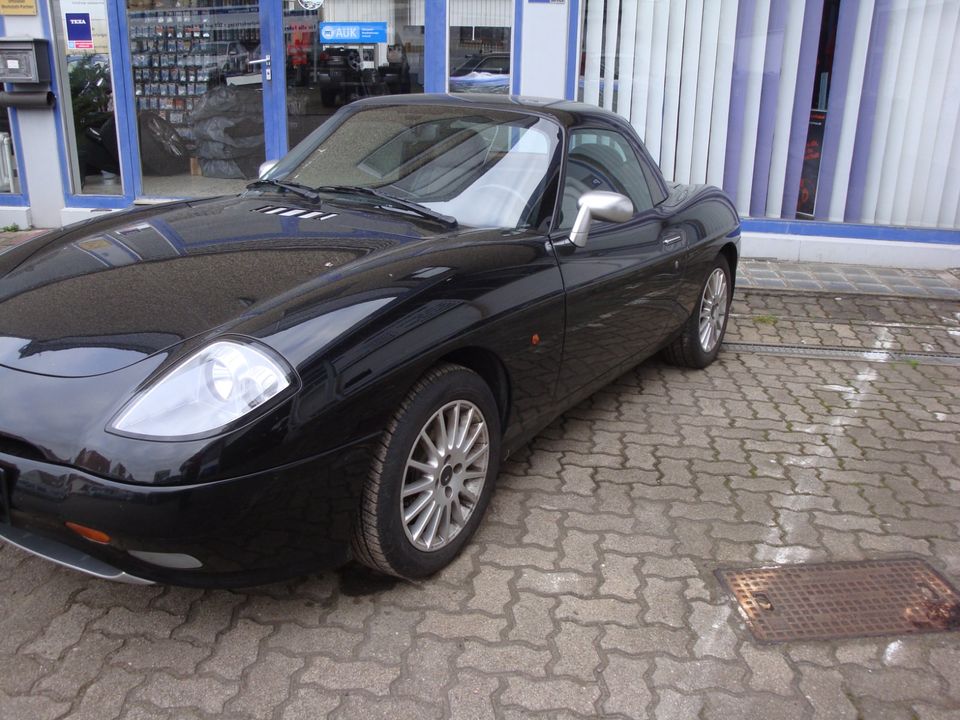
top-left (0, 0), bottom-right (38, 15)
top-left (60, 0), bottom-right (109, 57)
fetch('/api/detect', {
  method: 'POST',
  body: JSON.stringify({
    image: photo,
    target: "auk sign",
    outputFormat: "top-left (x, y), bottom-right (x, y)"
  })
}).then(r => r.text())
top-left (317, 22), bottom-right (388, 43)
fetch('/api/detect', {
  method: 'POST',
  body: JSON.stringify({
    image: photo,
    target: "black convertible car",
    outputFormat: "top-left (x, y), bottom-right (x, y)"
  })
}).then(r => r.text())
top-left (0, 95), bottom-right (739, 586)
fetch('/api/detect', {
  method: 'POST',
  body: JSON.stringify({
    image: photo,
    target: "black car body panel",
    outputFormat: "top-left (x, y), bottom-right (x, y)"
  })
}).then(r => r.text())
top-left (0, 94), bottom-right (740, 584)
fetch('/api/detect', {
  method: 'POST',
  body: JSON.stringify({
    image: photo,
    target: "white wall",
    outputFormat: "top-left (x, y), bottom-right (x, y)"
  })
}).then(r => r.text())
top-left (2, 13), bottom-right (66, 229)
top-left (517, 0), bottom-right (570, 99)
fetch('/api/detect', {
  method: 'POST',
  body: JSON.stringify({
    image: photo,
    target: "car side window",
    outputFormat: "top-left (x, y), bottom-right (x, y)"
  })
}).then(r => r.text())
top-left (478, 56), bottom-right (510, 74)
top-left (557, 129), bottom-right (656, 230)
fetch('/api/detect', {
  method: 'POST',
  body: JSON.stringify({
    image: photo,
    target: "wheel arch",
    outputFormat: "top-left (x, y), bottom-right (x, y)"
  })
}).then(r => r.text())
top-left (435, 346), bottom-right (512, 433)
top-left (719, 241), bottom-right (739, 287)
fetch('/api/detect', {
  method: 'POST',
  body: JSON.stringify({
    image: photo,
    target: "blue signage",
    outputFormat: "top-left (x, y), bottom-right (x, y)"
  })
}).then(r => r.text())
top-left (65, 13), bottom-right (94, 49)
top-left (318, 22), bottom-right (388, 44)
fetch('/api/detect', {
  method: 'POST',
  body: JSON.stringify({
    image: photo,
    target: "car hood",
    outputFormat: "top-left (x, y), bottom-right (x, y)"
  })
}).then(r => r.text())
top-left (0, 194), bottom-right (441, 377)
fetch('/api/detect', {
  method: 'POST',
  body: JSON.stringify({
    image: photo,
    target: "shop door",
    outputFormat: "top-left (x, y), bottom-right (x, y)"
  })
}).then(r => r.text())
top-left (122, 0), bottom-right (270, 199)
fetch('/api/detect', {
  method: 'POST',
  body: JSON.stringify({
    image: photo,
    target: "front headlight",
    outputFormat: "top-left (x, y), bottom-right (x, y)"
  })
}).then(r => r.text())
top-left (109, 339), bottom-right (295, 440)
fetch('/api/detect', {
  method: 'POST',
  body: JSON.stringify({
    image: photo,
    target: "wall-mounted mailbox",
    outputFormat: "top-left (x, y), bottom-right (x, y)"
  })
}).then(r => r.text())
top-left (0, 38), bottom-right (51, 85)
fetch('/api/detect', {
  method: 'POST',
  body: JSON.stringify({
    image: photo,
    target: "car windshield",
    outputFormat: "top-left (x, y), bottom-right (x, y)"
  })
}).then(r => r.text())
top-left (271, 105), bottom-right (562, 229)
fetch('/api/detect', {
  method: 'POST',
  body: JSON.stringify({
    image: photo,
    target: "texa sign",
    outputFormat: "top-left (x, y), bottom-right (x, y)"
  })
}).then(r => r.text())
top-left (318, 22), bottom-right (388, 43)
top-left (65, 13), bottom-right (93, 49)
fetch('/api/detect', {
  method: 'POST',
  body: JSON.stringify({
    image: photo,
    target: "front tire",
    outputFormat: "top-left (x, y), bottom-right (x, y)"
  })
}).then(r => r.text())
top-left (352, 363), bottom-right (501, 579)
top-left (662, 253), bottom-right (732, 369)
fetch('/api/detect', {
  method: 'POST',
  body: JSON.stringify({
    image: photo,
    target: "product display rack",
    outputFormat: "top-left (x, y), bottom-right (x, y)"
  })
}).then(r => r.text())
top-left (127, 4), bottom-right (261, 128)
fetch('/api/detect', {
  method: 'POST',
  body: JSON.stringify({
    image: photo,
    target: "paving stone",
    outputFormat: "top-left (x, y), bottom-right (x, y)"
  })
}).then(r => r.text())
top-left (33, 631), bottom-right (122, 701)
top-left (652, 657), bottom-right (746, 692)
top-left (72, 666), bottom-right (142, 720)
top-left (280, 688), bottom-right (342, 720)
top-left (301, 655), bottom-right (399, 694)
top-left (111, 636), bottom-right (209, 673)
top-left (702, 690), bottom-right (809, 720)
top-left (419, 610), bottom-right (507, 643)
top-left (508, 593), bottom-right (558, 646)
top-left (740, 642), bottom-right (797, 695)
top-left (226, 651), bottom-right (304, 718)
top-left (598, 552), bottom-right (640, 599)
top-left (24, 603), bottom-right (104, 660)
top-left (457, 640), bottom-right (551, 677)
top-left (654, 687), bottom-right (705, 719)
top-left (642, 577), bottom-right (687, 628)
top-left (842, 666), bottom-right (943, 703)
top-left (138, 673), bottom-right (238, 715)
top-left (447, 669), bottom-right (500, 720)
top-left (331, 695), bottom-right (443, 720)
top-left (0, 690), bottom-right (71, 720)
top-left (515, 568), bottom-right (596, 596)
top-left (602, 654), bottom-right (651, 717)
top-left (550, 622), bottom-right (601, 681)
top-left (689, 602), bottom-right (739, 660)
top-left (500, 676), bottom-right (600, 715)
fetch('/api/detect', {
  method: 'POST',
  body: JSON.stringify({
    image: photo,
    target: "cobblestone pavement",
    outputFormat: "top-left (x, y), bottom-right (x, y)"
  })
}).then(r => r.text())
top-left (2, 286), bottom-right (960, 719)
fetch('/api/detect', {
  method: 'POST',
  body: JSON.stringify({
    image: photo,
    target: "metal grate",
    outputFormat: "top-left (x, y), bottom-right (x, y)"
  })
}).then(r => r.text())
top-left (717, 559), bottom-right (960, 643)
top-left (722, 341), bottom-right (960, 366)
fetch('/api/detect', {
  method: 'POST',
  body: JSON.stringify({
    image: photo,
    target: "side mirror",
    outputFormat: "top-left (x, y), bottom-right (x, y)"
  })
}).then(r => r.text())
top-left (569, 191), bottom-right (634, 247)
top-left (258, 159), bottom-right (279, 179)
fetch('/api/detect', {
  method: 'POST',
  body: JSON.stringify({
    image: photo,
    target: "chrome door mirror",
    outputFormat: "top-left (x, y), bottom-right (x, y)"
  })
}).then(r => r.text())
top-left (258, 159), bottom-right (279, 179)
top-left (569, 191), bottom-right (634, 247)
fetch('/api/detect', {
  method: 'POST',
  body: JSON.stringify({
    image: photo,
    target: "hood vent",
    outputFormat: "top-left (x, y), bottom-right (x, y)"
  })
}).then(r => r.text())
top-left (253, 205), bottom-right (338, 221)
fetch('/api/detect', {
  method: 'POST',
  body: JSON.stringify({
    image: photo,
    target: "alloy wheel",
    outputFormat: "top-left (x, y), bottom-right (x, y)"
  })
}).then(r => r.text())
top-left (400, 400), bottom-right (489, 552)
top-left (698, 267), bottom-right (728, 353)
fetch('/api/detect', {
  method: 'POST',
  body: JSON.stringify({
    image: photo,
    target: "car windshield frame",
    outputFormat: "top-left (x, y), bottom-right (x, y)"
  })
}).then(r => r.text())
top-left (260, 103), bottom-right (564, 231)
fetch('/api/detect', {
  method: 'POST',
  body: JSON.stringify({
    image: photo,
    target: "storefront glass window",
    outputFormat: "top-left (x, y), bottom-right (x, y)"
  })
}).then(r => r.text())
top-left (52, 0), bottom-right (125, 195)
top-left (282, 0), bottom-right (425, 149)
top-left (0, 110), bottom-right (19, 195)
top-left (448, 0), bottom-right (512, 94)
top-left (126, 0), bottom-right (264, 198)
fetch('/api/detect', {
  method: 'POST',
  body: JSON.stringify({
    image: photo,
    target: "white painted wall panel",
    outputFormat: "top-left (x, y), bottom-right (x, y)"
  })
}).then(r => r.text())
top-left (691, 0), bottom-right (722, 184)
top-left (602, 0), bottom-right (623, 110)
top-left (875, 0), bottom-right (923, 225)
top-left (764, 0), bottom-right (805, 218)
top-left (616, 0), bottom-right (639, 119)
top-left (828, 0), bottom-right (875, 222)
top-left (897, 0), bottom-right (945, 225)
top-left (706, 0), bottom-right (738, 187)
top-left (660, 0), bottom-right (687, 180)
top-left (861, 0), bottom-right (909, 223)
top-left (645, 0), bottom-right (670, 163)
top-left (735, 0), bottom-right (770, 215)
top-left (673, 0), bottom-right (703, 184)
top-left (583, 0), bottom-right (605, 106)
top-left (629, 0), bottom-right (656, 138)
top-left (911, 0), bottom-right (959, 224)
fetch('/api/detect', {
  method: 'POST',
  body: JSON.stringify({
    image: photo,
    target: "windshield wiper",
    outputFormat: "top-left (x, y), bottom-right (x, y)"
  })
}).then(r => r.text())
top-left (247, 178), bottom-right (321, 203)
top-left (315, 185), bottom-right (458, 228)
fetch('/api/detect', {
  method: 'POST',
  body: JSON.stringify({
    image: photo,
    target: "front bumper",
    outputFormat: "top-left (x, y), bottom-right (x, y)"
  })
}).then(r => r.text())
top-left (0, 438), bottom-right (374, 586)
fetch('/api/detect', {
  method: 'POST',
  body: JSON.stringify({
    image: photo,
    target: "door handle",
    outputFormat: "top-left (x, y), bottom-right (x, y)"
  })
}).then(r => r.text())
top-left (661, 231), bottom-right (683, 247)
top-left (247, 55), bottom-right (271, 66)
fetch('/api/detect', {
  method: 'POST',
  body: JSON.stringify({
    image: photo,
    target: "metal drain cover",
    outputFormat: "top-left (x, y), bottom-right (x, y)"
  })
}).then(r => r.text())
top-left (717, 559), bottom-right (960, 643)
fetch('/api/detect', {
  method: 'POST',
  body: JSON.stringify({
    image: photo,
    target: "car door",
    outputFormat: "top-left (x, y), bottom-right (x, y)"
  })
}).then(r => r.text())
top-left (551, 127), bottom-right (687, 401)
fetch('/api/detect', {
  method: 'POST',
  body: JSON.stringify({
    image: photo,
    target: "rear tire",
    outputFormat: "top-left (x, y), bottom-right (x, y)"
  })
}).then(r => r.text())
top-left (662, 253), bottom-right (732, 369)
top-left (352, 363), bottom-right (501, 579)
